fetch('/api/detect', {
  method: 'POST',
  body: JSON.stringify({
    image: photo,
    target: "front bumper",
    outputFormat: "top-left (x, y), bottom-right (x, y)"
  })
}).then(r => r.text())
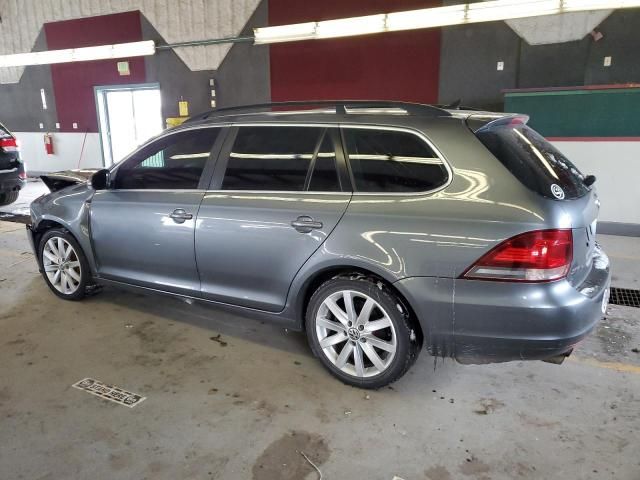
top-left (396, 247), bottom-right (611, 364)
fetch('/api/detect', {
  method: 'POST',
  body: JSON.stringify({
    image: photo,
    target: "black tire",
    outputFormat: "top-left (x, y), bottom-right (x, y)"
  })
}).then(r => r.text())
top-left (306, 275), bottom-right (421, 389)
top-left (38, 228), bottom-right (91, 301)
top-left (0, 190), bottom-right (19, 206)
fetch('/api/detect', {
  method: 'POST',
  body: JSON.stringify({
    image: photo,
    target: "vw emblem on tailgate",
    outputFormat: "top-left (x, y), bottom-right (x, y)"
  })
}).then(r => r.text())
top-left (550, 184), bottom-right (565, 200)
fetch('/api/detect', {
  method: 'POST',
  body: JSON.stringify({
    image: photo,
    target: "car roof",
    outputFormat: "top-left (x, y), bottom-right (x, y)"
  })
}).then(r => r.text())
top-left (178, 101), bottom-right (510, 128)
top-left (187, 101), bottom-right (449, 123)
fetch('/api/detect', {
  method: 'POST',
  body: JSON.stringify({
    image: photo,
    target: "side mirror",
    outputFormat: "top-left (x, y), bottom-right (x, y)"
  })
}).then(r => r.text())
top-left (90, 169), bottom-right (111, 190)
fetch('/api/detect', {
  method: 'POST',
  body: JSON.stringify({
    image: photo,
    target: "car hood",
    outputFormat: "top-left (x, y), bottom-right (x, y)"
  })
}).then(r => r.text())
top-left (40, 169), bottom-right (99, 192)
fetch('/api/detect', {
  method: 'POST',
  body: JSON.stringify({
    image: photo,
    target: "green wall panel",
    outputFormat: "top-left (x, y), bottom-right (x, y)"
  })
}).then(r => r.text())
top-left (504, 87), bottom-right (640, 137)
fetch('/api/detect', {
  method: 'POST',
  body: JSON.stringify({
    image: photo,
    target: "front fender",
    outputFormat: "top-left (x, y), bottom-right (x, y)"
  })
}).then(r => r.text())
top-left (30, 184), bottom-right (98, 276)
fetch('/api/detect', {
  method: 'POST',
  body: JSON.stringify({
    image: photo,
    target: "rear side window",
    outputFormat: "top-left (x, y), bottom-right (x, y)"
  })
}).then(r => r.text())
top-left (344, 128), bottom-right (448, 193)
top-left (476, 124), bottom-right (589, 200)
top-left (115, 128), bottom-right (219, 190)
top-left (222, 126), bottom-right (331, 191)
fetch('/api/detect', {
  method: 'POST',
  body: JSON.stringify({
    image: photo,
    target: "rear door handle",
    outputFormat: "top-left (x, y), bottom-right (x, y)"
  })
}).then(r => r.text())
top-left (169, 208), bottom-right (193, 223)
top-left (291, 215), bottom-right (323, 233)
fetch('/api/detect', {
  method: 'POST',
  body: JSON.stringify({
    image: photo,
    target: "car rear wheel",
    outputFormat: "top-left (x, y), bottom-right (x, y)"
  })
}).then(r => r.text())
top-left (306, 276), bottom-right (420, 389)
top-left (0, 190), bottom-right (19, 206)
top-left (38, 229), bottom-right (90, 300)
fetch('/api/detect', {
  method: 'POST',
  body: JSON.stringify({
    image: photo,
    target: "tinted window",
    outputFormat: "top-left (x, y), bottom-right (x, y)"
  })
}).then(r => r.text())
top-left (344, 129), bottom-right (447, 192)
top-left (476, 124), bottom-right (589, 200)
top-left (308, 133), bottom-right (340, 192)
top-left (115, 128), bottom-right (219, 190)
top-left (222, 126), bottom-right (323, 191)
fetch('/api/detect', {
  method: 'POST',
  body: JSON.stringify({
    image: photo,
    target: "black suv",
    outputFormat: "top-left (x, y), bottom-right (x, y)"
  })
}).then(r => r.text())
top-left (0, 122), bottom-right (26, 206)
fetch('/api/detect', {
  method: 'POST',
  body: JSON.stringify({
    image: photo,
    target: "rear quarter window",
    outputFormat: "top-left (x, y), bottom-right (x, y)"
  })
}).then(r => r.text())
top-left (476, 124), bottom-right (589, 200)
top-left (344, 128), bottom-right (448, 193)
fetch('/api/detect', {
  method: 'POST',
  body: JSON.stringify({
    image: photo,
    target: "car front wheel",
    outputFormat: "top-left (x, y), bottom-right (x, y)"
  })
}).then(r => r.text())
top-left (306, 276), bottom-right (420, 389)
top-left (38, 229), bottom-right (90, 300)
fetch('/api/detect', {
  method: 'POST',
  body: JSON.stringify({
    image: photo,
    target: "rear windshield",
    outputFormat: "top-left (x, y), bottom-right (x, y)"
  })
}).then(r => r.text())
top-left (476, 124), bottom-right (589, 200)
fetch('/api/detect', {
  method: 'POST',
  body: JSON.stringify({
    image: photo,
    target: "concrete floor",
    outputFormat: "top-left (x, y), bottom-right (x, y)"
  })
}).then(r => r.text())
top-left (0, 192), bottom-right (639, 479)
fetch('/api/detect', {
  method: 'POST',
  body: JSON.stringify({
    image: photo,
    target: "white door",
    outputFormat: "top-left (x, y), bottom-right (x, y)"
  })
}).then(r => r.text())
top-left (96, 85), bottom-right (163, 166)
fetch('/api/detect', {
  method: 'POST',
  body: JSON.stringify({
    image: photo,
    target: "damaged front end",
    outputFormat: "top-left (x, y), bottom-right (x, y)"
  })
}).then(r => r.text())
top-left (40, 169), bottom-right (99, 192)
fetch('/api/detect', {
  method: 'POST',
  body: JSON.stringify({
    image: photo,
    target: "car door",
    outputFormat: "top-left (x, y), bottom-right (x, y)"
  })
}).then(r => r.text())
top-left (90, 126), bottom-right (225, 295)
top-left (195, 125), bottom-right (352, 312)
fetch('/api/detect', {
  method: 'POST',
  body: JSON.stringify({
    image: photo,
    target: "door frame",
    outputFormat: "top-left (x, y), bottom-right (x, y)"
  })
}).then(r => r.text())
top-left (94, 82), bottom-right (161, 168)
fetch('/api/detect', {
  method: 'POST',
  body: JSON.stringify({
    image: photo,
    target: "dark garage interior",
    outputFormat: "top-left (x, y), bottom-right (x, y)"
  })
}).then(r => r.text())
top-left (1, 1), bottom-right (639, 479)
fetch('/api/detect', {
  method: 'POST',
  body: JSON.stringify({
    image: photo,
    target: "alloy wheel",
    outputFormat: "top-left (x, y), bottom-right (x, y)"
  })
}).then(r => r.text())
top-left (315, 290), bottom-right (397, 378)
top-left (42, 237), bottom-right (82, 295)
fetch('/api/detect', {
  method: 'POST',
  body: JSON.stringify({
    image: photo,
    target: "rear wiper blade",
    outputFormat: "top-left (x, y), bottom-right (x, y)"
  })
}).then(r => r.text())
top-left (583, 175), bottom-right (596, 187)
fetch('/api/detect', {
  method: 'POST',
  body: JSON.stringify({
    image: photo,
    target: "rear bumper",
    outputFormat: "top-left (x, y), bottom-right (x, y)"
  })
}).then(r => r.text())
top-left (0, 165), bottom-right (26, 192)
top-left (396, 246), bottom-right (611, 364)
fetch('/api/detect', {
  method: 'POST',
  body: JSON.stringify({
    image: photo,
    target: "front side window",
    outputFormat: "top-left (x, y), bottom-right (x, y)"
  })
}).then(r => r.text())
top-left (222, 126), bottom-right (333, 191)
top-left (344, 128), bottom-right (448, 193)
top-left (114, 128), bottom-right (219, 190)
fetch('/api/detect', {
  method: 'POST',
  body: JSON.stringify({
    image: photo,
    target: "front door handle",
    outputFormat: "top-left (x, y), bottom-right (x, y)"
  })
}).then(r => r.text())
top-left (169, 208), bottom-right (193, 224)
top-left (291, 215), bottom-right (323, 233)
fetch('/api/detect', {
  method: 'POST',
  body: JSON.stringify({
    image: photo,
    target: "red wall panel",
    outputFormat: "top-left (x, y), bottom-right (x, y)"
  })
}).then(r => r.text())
top-left (44, 11), bottom-right (146, 133)
top-left (269, 0), bottom-right (442, 104)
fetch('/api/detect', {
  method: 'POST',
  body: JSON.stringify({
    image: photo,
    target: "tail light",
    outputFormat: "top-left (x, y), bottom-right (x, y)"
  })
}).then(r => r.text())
top-left (463, 229), bottom-right (573, 282)
top-left (0, 137), bottom-right (18, 152)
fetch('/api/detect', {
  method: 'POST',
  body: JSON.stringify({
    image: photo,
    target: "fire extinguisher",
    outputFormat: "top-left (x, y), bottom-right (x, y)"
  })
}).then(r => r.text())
top-left (44, 132), bottom-right (54, 155)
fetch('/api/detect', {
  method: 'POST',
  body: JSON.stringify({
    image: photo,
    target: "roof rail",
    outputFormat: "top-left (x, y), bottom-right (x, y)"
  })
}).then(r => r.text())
top-left (184, 100), bottom-right (451, 123)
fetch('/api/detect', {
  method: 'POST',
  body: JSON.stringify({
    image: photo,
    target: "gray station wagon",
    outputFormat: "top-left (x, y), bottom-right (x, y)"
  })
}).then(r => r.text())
top-left (27, 101), bottom-right (611, 388)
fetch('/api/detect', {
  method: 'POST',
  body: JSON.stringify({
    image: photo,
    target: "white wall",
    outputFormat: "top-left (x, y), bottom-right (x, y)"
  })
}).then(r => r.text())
top-left (15, 132), bottom-right (102, 174)
top-left (552, 140), bottom-right (640, 225)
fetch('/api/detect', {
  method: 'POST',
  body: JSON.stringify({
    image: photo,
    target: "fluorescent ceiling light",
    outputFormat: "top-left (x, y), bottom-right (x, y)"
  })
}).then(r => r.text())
top-left (467, 0), bottom-right (561, 22)
top-left (254, 22), bottom-right (316, 44)
top-left (387, 6), bottom-right (467, 31)
top-left (563, 0), bottom-right (640, 10)
top-left (254, 0), bottom-right (640, 44)
top-left (0, 40), bottom-right (155, 68)
top-left (315, 14), bottom-right (386, 39)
